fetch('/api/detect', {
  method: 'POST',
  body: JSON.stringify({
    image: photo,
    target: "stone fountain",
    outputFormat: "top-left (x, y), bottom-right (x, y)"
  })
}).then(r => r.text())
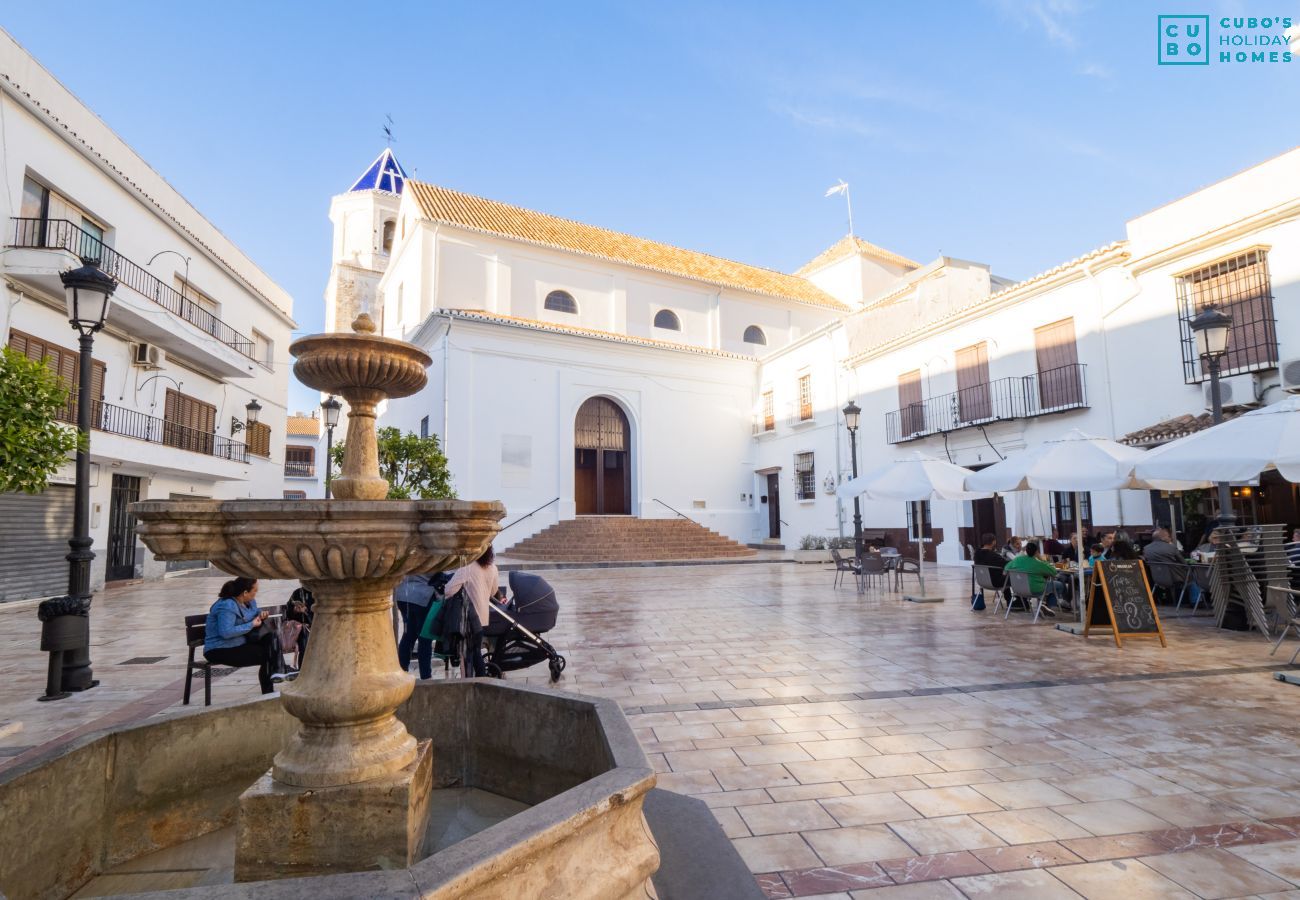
top-left (0, 314), bottom-right (661, 899)
top-left (132, 313), bottom-right (504, 879)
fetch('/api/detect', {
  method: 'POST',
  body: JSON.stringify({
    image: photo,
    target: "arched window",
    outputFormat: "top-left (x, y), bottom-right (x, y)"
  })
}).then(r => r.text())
top-left (653, 309), bottom-right (681, 331)
top-left (743, 325), bottom-right (767, 346)
top-left (544, 290), bottom-right (578, 314)
top-left (381, 219), bottom-right (395, 253)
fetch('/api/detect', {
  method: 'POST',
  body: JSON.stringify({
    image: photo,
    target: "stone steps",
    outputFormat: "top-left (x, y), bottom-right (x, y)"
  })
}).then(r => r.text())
top-left (506, 517), bottom-right (757, 563)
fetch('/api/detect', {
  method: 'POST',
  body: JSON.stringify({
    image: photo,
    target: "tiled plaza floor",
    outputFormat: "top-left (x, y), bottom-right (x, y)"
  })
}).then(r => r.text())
top-left (3, 562), bottom-right (1300, 899)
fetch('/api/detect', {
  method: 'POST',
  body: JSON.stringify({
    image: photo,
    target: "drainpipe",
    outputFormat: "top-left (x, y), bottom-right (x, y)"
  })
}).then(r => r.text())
top-left (831, 327), bottom-right (845, 542)
top-left (442, 320), bottom-right (451, 446)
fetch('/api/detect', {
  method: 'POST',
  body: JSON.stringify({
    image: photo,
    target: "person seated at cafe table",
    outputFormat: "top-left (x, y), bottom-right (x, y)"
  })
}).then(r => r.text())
top-left (1003, 541), bottom-right (1061, 615)
top-left (1087, 543), bottom-right (1105, 567)
top-left (1194, 529), bottom-right (1222, 559)
top-left (1002, 536), bottom-right (1024, 561)
top-left (1143, 527), bottom-right (1202, 607)
top-left (1098, 531), bottom-right (1116, 559)
top-left (973, 533), bottom-right (1011, 602)
top-left (1109, 529), bottom-right (1142, 561)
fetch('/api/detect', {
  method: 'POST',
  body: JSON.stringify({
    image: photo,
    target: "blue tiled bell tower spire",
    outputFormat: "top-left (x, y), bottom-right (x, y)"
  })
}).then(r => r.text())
top-left (348, 148), bottom-right (407, 195)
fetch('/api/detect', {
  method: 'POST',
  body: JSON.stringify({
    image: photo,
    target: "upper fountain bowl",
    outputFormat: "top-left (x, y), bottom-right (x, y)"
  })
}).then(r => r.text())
top-left (289, 313), bottom-right (431, 399)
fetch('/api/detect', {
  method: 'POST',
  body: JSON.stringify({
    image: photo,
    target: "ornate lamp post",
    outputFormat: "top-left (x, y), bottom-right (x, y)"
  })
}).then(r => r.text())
top-left (1190, 306), bottom-right (1235, 525)
top-left (843, 400), bottom-right (863, 556)
top-left (321, 395), bottom-right (341, 499)
top-left (52, 257), bottom-right (116, 696)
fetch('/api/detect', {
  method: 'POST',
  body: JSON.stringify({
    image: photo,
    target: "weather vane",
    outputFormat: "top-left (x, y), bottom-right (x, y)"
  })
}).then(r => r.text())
top-left (383, 114), bottom-right (396, 147)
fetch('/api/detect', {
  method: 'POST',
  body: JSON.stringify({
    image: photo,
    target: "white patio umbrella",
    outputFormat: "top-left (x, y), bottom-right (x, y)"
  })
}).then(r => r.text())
top-left (838, 452), bottom-right (987, 602)
top-left (1135, 395), bottom-right (1300, 484)
top-left (1012, 491), bottom-right (1053, 540)
top-left (965, 428), bottom-right (1207, 628)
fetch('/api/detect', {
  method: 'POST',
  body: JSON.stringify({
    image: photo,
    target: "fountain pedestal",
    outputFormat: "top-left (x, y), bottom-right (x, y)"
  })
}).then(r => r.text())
top-left (235, 740), bottom-right (434, 881)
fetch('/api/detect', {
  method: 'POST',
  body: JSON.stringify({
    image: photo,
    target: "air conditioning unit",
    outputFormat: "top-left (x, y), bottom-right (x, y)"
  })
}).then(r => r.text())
top-left (132, 343), bottom-right (164, 369)
top-left (1280, 358), bottom-right (1300, 393)
top-left (1201, 372), bottom-right (1260, 410)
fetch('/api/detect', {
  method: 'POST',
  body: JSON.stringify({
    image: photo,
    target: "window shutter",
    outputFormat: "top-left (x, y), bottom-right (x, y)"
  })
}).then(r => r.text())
top-left (898, 369), bottom-right (924, 435)
top-left (955, 342), bottom-right (991, 422)
top-left (1033, 319), bottom-right (1081, 408)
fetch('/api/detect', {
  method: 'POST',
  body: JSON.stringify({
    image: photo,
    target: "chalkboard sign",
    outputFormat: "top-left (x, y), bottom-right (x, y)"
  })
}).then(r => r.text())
top-left (1084, 560), bottom-right (1167, 648)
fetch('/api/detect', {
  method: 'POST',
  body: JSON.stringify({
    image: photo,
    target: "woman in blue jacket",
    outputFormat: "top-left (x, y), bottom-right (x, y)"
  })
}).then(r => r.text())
top-left (204, 576), bottom-right (281, 693)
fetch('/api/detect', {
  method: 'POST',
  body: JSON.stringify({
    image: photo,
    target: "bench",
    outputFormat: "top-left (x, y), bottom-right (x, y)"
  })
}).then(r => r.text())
top-left (183, 605), bottom-right (283, 707)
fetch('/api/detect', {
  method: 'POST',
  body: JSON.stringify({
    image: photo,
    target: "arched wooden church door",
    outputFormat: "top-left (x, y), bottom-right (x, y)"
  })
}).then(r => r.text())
top-left (575, 397), bottom-right (631, 515)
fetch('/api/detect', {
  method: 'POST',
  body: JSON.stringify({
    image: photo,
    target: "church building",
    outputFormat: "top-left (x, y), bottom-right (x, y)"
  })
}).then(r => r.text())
top-left (325, 146), bottom-right (1300, 563)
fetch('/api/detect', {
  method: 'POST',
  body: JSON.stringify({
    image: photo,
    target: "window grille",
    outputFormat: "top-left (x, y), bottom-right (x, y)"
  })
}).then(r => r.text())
top-left (906, 500), bottom-right (933, 541)
top-left (798, 374), bottom-right (813, 421)
top-left (544, 290), bottom-right (578, 314)
top-left (1176, 249), bottom-right (1278, 383)
top-left (794, 452), bottom-right (816, 500)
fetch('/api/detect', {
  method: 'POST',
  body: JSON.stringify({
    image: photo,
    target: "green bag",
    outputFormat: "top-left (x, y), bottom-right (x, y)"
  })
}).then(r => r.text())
top-left (419, 599), bottom-right (443, 642)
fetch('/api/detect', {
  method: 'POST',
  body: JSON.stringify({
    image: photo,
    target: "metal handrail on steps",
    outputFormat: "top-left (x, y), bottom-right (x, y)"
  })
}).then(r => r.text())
top-left (651, 498), bottom-right (707, 529)
top-left (498, 497), bottom-right (560, 536)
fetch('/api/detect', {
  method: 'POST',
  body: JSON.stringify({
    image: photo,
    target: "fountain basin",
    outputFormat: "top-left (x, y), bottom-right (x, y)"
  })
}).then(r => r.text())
top-left (0, 680), bottom-right (659, 900)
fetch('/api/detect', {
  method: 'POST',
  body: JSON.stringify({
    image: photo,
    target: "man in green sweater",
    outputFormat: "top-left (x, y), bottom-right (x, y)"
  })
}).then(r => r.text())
top-left (1003, 541), bottom-right (1061, 613)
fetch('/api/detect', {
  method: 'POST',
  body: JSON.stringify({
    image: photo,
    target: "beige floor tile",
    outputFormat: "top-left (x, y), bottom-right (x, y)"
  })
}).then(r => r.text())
top-left (1228, 837), bottom-right (1300, 885)
top-left (860, 754), bottom-right (944, 778)
top-left (1127, 792), bottom-right (1249, 828)
top-left (785, 757), bottom-right (871, 785)
top-left (734, 743), bottom-right (815, 766)
top-left (888, 814), bottom-right (1007, 855)
top-left (971, 778), bottom-right (1078, 810)
top-left (801, 738), bottom-right (879, 760)
top-left (1210, 787), bottom-right (1300, 820)
top-left (712, 764), bottom-right (798, 791)
top-left (849, 882), bottom-right (965, 898)
top-left (1052, 800), bottom-right (1174, 836)
top-left (1054, 774), bottom-right (1153, 803)
top-left (737, 799), bottom-right (838, 836)
top-left (1140, 848), bottom-right (1294, 899)
top-left (1049, 859), bottom-right (1197, 899)
top-left (821, 792), bottom-right (925, 826)
top-left (973, 808), bottom-right (1093, 844)
top-left (921, 748), bottom-right (1010, 772)
top-left (768, 782), bottom-right (852, 803)
top-left (896, 786), bottom-right (1002, 818)
top-left (846, 775), bottom-right (929, 795)
top-left (867, 734), bottom-right (948, 755)
top-left (714, 718), bottom-right (784, 737)
top-left (654, 770), bottom-right (722, 795)
top-left (949, 868), bottom-right (1081, 899)
top-left (731, 832), bottom-right (822, 872)
top-left (804, 824), bottom-right (915, 866)
top-left (932, 729), bottom-right (1001, 750)
top-left (663, 747), bottom-right (743, 772)
top-left (652, 722), bottom-right (723, 741)
top-left (710, 806), bottom-right (750, 839)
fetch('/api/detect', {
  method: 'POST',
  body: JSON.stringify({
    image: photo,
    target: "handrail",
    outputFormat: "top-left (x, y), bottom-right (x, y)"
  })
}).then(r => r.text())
top-left (498, 497), bottom-right (560, 534)
top-left (9, 217), bottom-right (255, 358)
top-left (651, 497), bottom-right (696, 523)
top-left (57, 392), bottom-right (249, 462)
top-left (885, 363), bottom-right (1088, 444)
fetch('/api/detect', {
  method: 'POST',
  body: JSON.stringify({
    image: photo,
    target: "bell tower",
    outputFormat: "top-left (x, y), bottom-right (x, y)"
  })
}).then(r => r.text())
top-left (324, 149), bottom-right (407, 333)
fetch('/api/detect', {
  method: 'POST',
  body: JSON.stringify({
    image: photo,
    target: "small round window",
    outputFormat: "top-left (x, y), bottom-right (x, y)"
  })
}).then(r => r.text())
top-left (653, 309), bottom-right (681, 331)
top-left (544, 290), bottom-right (578, 314)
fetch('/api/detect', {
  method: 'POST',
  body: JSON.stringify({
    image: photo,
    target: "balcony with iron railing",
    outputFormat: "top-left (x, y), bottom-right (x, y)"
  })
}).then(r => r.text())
top-left (57, 393), bottom-right (249, 462)
top-left (284, 461), bottom-right (316, 478)
top-left (885, 363), bottom-right (1089, 444)
top-left (8, 218), bottom-right (255, 358)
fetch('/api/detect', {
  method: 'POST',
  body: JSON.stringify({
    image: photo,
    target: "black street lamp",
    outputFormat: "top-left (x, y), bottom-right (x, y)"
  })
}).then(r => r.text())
top-left (843, 400), bottom-right (863, 556)
top-left (1190, 305), bottom-right (1235, 525)
top-left (321, 395), bottom-right (341, 499)
top-left (49, 257), bottom-right (116, 697)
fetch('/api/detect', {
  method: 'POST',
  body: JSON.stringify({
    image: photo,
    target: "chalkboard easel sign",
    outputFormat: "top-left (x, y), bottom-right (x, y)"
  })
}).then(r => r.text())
top-left (1084, 560), bottom-right (1167, 648)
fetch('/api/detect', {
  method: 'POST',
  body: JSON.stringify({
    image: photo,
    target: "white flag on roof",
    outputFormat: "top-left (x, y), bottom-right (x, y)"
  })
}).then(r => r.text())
top-left (824, 180), bottom-right (849, 197)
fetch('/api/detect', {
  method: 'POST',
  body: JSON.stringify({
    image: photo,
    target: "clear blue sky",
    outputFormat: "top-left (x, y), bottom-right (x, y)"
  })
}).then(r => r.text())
top-left (4, 2), bottom-right (1293, 411)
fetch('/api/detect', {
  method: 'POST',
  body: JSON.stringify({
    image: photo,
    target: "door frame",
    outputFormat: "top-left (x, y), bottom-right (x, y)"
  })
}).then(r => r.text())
top-left (106, 473), bottom-right (142, 581)
top-left (573, 395), bottom-right (634, 516)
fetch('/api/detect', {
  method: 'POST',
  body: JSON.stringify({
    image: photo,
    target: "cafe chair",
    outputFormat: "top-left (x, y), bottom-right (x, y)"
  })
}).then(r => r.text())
top-left (1148, 562), bottom-right (1189, 608)
top-left (973, 565), bottom-right (1007, 615)
top-left (831, 548), bottom-right (861, 589)
top-left (859, 553), bottom-right (887, 592)
top-left (1006, 570), bottom-right (1052, 624)
top-left (1267, 585), bottom-right (1300, 664)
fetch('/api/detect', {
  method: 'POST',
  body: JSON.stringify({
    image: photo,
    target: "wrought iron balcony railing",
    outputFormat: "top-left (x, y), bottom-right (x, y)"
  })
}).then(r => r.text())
top-left (284, 461), bottom-right (316, 478)
top-left (885, 363), bottom-right (1088, 444)
top-left (9, 217), bottom-right (256, 358)
top-left (57, 394), bottom-right (249, 462)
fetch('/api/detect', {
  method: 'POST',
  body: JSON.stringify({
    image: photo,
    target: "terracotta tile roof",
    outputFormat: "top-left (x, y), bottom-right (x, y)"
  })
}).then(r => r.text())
top-left (441, 309), bottom-right (753, 360)
top-left (286, 414), bottom-right (320, 437)
top-left (795, 235), bottom-right (921, 276)
top-left (1120, 409), bottom-right (1244, 447)
top-left (406, 181), bottom-right (848, 311)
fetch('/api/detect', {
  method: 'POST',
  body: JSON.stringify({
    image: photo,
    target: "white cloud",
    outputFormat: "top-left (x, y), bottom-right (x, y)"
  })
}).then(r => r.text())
top-left (991, 0), bottom-right (1087, 48)
top-left (1078, 61), bottom-right (1113, 80)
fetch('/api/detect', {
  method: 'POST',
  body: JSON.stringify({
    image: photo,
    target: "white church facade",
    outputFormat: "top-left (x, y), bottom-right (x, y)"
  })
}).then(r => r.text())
top-left (326, 146), bottom-right (1300, 563)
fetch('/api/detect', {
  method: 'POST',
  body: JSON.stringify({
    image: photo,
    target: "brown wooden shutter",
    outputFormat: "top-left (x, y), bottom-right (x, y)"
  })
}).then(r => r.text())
top-left (898, 369), bottom-right (924, 435)
top-left (1033, 319), bottom-right (1082, 408)
top-left (8, 329), bottom-right (105, 424)
top-left (247, 422), bottom-right (271, 458)
top-left (955, 342), bottom-right (991, 422)
top-left (164, 389), bottom-right (217, 455)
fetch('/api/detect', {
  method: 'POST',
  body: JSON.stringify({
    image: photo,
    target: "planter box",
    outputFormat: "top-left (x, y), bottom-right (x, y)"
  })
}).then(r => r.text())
top-left (791, 550), bottom-right (832, 564)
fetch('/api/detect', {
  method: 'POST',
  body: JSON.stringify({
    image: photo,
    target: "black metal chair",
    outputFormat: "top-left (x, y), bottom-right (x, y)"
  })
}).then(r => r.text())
top-left (831, 549), bottom-right (860, 588)
top-left (859, 553), bottom-right (887, 591)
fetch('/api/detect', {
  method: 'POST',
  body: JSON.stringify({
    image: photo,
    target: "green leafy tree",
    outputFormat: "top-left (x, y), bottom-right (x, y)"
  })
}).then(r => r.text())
top-left (331, 427), bottom-right (456, 499)
top-left (0, 346), bottom-right (82, 494)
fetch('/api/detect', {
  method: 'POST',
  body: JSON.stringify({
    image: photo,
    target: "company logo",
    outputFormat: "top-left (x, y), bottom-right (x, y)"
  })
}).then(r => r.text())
top-left (1158, 14), bottom-right (1295, 65)
top-left (1159, 15), bottom-right (1209, 64)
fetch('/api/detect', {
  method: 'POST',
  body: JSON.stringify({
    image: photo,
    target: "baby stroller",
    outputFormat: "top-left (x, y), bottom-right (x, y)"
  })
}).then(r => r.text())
top-left (482, 571), bottom-right (567, 682)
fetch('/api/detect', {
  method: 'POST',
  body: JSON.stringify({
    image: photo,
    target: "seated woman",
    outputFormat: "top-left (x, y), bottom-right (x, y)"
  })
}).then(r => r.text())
top-left (203, 576), bottom-right (284, 694)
